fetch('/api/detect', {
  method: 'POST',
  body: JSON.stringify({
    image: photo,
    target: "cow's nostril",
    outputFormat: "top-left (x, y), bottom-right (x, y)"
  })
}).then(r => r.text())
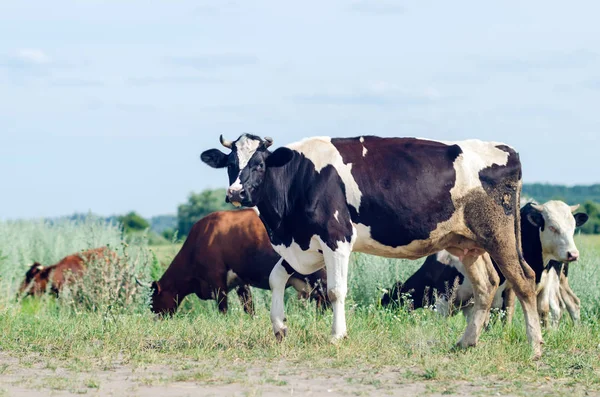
top-left (239, 190), bottom-right (246, 200)
top-left (567, 251), bottom-right (580, 261)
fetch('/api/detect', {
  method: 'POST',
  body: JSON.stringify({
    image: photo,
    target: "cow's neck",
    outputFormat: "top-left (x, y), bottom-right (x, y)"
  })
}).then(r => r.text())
top-left (256, 158), bottom-right (300, 236)
top-left (520, 212), bottom-right (544, 283)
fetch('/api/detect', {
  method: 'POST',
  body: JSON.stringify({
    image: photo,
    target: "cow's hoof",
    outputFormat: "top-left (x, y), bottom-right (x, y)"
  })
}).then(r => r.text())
top-left (330, 334), bottom-right (348, 344)
top-left (531, 344), bottom-right (543, 361)
top-left (454, 339), bottom-right (476, 351)
top-left (274, 327), bottom-right (288, 342)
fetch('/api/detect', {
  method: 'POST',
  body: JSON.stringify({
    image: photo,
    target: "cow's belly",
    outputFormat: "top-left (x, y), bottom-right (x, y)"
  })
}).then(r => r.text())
top-left (272, 237), bottom-right (325, 275)
top-left (353, 223), bottom-right (441, 260)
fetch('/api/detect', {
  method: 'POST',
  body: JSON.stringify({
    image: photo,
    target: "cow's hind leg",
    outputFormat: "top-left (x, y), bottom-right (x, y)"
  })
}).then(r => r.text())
top-left (458, 254), bottom-right (499, 348)
top-left (236, 284), bottom-right (254, 316)
top-left (321, 240), bottom-right (352, 341)
top-left (270, 259), bottom-right (292, 341)
top-left (489, 248), bottom-right (542, 358)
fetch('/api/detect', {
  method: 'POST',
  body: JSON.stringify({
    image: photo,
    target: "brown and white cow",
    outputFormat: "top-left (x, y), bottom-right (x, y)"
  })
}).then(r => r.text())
top-left (382, 201), bottom-right (588, 327)
top-left (143, 209), bottom-right (328, 316)
top-left (18, 247), bottom-right (116, 297)
top-left (202, 134), bottom-right (544, 358)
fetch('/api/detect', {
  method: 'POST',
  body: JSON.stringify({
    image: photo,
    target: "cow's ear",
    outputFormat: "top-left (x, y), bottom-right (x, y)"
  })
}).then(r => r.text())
top-left (526, 209), bottom-right (545, 230)
top-left (151, 281), bottom-right (161, 294)
top-left (574, 213), bottom-right (589, 227)
top-left (200, 149), bottom-right (228, 169)
top-left (266, 147), bottom-right (294, 168)
top-left (30, 262), bottom-right (43, 273)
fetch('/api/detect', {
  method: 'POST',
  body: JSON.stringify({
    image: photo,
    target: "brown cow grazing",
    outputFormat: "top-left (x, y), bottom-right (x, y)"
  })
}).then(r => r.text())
top-left (145, 209), bottom-right (328, 316)
top-left (18, 247), bottom-right (115, 297)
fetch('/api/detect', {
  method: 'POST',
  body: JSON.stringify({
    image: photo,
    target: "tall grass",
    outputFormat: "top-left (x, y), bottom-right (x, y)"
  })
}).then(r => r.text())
top-left (0, 217), bottom-right (154, 313)
top-left (0, 219), bottom-right (600, 389)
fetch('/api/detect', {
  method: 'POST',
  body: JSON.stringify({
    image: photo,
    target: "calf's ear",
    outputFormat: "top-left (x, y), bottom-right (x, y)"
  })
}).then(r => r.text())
top-left (574, 213), bottom-right (589, 227)
top-left (526, 210), bottom-right (545, 230)
top-left (200, 149), bottom-right (228, 169)
top-left (265, 147), bottom-right (294, 168)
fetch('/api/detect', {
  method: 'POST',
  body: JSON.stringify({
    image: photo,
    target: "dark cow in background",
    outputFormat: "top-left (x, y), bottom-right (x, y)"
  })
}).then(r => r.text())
top-left (202, 133), bottom-right (545, 358)
top-left (18, 247), bottom-right (115, 297)
top-left (382, 201), bottom-right (588, 326)
top-left (142, 209), bottom-right (328, 316)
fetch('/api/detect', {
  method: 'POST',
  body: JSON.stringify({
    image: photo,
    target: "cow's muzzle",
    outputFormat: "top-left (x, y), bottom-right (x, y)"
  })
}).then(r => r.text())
top-left (227, 187), bottom-right (249, 207)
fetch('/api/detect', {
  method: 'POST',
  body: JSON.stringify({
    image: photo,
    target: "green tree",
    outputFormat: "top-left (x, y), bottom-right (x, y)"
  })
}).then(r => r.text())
top-left (177, 189), bottom-right (236, 236)
top-left (580, 201), bottom-right (600, 234)
top-left (118, 211), bottom-right (150, 233)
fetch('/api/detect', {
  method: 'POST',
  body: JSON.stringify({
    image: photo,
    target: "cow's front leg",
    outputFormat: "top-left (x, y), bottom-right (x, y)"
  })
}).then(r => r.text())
top-left (269, 258), bottom-right (292, 341)
top-left (321, 239), bottom-right (353, 341)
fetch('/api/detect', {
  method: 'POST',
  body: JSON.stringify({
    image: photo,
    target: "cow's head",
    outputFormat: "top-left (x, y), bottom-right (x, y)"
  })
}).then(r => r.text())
top-left (18, 262), bottom-right (46, 297)
top-left (148, 281), bottom-right (178, 316)
top-left (200, 134), bottom-right (294, 207)
top-left (525, 201), bottom-right (588, 263)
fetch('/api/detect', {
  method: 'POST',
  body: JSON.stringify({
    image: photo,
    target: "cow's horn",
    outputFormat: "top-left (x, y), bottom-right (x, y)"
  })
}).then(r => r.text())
top-left (570, 204), bottom-right (580, 212)
top-left (134, 276), bottom-right (152, 288)
top-left (219, 134), bottom-right (233, 149)
top-left (264, 136), bottom-right (273, 148)
top-left (531, 203), bottom-right (544, 212)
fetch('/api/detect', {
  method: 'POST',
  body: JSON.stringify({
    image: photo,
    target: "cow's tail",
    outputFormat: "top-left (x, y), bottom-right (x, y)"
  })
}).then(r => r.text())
top-left (513, 179), bottom-right (531, 278)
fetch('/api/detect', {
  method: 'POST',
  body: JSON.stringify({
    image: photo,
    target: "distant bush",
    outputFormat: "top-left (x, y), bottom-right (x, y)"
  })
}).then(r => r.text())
top-left (118, 211), bottom-right (150, 233)
top-left (177, 189), bottom-right (237, 236)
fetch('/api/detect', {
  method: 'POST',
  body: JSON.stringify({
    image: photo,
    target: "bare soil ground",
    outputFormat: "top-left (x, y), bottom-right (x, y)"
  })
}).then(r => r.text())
top-left (0, 353), bottom-right (581, 397)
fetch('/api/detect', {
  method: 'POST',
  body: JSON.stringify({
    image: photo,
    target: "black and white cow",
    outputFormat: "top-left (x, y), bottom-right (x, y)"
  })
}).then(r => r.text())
top-left (382, 201), bottom-right (588, 327)
top-left (201, 134), bottom-right (544, 357)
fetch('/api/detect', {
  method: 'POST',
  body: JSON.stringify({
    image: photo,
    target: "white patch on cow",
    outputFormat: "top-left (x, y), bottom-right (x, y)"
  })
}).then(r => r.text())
top-left (36, 265), bottom-right (44, 271)
top-left (358, 136), bottom-right (368, 157)
top-left (251, 206), bottom-right (260, 216)
top-left (226, 270), bottom-right (241, 288)
top-left (287, 137), bottom-right (363, 212)
top-left (272, 237), bottom-right (325, 275)
top-left (334, 210), bottom-right (340, 222)
top-left (445, 139), bottom-right (510, 201)
top-left (229, 135), bottom-right (261, 193)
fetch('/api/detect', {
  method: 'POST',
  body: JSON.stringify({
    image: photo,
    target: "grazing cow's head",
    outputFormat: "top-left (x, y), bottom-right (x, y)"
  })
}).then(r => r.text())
top-left (149, 281), bottom-right (178, 316)
top-left (525, 201), bottom-right (588, 263)
top-left (200, 134), bottom-right (294, 207)
top-left (18, 262), bottom-right (46, 296)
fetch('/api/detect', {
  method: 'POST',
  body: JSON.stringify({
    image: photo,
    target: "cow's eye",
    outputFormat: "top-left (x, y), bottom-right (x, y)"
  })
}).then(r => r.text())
top-left (549, 226), bottom-right (558, 234)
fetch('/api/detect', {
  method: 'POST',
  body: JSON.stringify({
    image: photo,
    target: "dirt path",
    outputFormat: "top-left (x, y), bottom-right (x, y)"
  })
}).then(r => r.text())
top-left (0, 353), bottom-right (567, 396)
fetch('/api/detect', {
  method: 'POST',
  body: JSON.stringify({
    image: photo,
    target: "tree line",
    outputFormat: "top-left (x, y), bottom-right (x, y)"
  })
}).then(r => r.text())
top-left (80, 183), bottom-right (600, 240)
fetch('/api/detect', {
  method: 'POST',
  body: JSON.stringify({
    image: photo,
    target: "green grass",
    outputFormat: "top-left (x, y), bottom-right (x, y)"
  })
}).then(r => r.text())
top-left (1, 220), bottom-right (600, 394)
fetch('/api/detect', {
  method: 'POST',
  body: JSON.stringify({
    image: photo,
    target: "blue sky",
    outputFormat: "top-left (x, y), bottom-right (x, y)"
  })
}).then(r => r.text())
top-left (1, 1), bottom-right (599, 220)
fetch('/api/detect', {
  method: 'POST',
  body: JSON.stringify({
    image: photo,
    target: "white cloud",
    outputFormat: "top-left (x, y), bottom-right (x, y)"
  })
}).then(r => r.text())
top-left (14, 48), bottom-right (51, 65)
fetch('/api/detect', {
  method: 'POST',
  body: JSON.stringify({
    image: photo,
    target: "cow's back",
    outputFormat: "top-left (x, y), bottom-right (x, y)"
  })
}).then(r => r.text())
top-left (187, 209), bottom-right (278, 289)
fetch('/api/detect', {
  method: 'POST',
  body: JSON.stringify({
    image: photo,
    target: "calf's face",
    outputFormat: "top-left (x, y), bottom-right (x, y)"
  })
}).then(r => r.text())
top-left (201, 134), bottom-right (294, 207)
top-left (526, 201), bottom-right (588, 263)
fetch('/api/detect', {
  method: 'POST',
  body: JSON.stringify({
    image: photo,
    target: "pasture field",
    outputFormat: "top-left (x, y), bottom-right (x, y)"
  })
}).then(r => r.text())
top-left (0, 221), bottom-right (599, 396)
